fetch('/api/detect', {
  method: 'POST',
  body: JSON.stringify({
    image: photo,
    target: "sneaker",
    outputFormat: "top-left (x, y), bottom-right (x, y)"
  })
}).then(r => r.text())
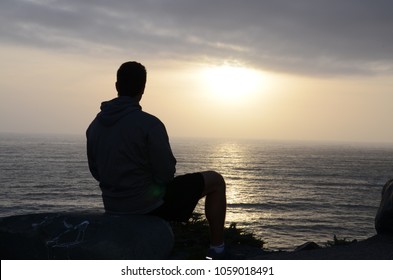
top-left (205, 248), bottom-right (231, 260)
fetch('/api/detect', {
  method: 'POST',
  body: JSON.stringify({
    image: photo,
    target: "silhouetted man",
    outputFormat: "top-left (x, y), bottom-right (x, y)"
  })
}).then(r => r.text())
top-left (86, 61), bottom-right (227, 259)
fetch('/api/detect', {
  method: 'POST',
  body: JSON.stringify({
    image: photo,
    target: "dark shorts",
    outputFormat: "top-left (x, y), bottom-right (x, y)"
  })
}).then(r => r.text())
top-left (148, 172), bottom-right (205, 222)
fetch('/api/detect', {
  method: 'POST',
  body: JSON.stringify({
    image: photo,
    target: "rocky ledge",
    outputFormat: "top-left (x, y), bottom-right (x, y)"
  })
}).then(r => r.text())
top-left (255, 234), bottom-right (393, 260)
top-left (0, 212), bottom-right (174, 259)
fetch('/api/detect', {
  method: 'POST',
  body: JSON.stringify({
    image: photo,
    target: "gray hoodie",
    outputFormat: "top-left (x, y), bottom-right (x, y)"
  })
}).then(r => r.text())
top-left (86, 96), bottom-right (176, 214)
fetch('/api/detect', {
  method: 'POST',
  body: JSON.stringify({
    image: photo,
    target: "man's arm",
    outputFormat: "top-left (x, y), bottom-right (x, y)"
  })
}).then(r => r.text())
top-left (147, 122), bottom-right (176, 185)
top-left (86, 130), bottom-right (100, 181)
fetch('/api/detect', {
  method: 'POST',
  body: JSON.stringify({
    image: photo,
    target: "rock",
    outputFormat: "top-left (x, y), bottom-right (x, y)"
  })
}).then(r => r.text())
top-left (0, 212), bottom-right (174, 260)
top-left (375, 179), bottom-right (393, 235)
top-left (254, 234), bottom-right (393, 260)
top-left (295, 241), bottom-right (321, 251)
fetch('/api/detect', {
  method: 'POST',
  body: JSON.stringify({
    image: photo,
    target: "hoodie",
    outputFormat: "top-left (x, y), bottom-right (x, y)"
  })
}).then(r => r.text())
top-left (86, 96), bottom-right (176, 214)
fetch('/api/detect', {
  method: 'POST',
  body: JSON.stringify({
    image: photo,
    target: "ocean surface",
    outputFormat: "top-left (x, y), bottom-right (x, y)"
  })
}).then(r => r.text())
top-left (1, 133), bottom-right (392, 250)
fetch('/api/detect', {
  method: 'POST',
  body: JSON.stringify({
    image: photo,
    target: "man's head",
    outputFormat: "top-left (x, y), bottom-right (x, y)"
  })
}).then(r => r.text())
top-left (116, 61), bottom-right (147, 97)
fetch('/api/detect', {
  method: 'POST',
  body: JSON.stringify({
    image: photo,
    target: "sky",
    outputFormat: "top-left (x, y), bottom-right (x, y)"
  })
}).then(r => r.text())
top-left (0, 0), bottom-right (393, 143)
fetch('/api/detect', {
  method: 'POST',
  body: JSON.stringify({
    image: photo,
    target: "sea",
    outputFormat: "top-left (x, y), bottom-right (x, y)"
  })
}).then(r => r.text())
top-left (1, 133), bottom-right (392, 250)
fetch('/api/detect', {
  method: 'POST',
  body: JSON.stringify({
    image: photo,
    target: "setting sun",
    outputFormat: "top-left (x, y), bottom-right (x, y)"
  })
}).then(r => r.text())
top-left (201, 65), bottom-right (262, 102)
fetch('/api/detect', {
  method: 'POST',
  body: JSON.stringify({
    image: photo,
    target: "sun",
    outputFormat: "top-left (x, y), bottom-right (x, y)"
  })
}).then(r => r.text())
top-left (201, 64), bottom-right (262, 102)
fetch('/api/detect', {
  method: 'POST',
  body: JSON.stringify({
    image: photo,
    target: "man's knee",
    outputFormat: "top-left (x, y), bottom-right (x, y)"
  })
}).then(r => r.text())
top-left (201, 171), bottom-right (226, 194)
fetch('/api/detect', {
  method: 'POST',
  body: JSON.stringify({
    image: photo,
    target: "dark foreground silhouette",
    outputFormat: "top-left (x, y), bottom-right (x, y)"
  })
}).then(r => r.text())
top-left (1, 179), bottom-right (392, 260)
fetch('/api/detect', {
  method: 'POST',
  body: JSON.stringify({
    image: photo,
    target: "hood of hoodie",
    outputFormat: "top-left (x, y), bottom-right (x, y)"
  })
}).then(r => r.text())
top-left (97, 96), bottom-right (142, 126)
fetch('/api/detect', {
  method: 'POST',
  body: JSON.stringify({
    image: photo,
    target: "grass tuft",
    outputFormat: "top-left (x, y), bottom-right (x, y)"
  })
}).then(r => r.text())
top-left (325, 234), bottom-right (357, 247)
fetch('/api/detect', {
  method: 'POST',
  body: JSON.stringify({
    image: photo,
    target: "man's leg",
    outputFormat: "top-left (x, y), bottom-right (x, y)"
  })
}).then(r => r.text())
top-left (201, 171), bottom-right (227, 246)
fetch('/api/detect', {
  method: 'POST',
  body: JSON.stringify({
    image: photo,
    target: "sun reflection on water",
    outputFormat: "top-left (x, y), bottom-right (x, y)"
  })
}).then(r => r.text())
top-left (206, 141), bottom-right (255, 204)
top-left (190, 140), bottom-right (278, 242)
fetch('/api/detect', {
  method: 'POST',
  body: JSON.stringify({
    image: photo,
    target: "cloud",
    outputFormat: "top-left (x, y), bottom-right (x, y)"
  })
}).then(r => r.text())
top-left (1, 0), bottom-right (393, 76)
